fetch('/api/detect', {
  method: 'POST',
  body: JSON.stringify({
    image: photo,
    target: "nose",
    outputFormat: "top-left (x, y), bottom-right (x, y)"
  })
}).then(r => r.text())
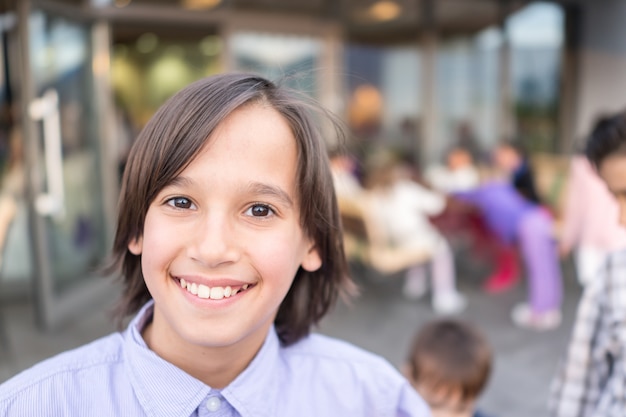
top-left (188, 211), bottom-right (241, 268)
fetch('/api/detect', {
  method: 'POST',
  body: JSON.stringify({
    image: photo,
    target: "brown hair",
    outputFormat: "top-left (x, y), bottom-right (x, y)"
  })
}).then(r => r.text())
top-left (406, 319), bottom-right (492, 407)
top-left (109, 73), bottom-right (354, 345)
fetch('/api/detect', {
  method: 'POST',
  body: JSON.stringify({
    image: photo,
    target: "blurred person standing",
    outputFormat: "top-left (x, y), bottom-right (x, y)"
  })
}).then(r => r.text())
top-left (550, 111), bottom-right (626, 416)
top-left (454, 141), bottom-right (563, 330)
top-left (558, 153), bottom-right (626, 286)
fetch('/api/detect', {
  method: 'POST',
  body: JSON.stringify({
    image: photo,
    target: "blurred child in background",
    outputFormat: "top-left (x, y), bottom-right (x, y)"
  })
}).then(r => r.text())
top-left (405, 318), bottom-right (494, 417)
top-left (558, 152), bottom-right (626, 286)
top-left (363, 159), bottom-right (466, 314)
top-left (425, 146), bottom-right (481, 194)
top-left (454, 141), bottom-right (563, 330)
top-left (550, 111), bottom-right (626, 416)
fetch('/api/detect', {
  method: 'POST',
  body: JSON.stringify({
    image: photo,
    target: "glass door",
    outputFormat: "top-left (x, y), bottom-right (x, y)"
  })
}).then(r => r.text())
top-left (16, 1), bottom-right (118, 329)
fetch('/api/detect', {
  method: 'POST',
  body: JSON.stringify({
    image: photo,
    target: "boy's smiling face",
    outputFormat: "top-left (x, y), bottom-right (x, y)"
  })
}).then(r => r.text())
top-left (598, 153), bottom-right (626, 227)
top-left (128, 103), bottom-right (321, 375)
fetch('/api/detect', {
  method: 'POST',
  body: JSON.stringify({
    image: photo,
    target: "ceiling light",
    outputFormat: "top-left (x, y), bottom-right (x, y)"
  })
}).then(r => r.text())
top-left (114, 0), bottom-right (132, 8)
top-left (182, 0), bottom-right (221, 10)
top-left (369, 0), bottom-right (401, 22)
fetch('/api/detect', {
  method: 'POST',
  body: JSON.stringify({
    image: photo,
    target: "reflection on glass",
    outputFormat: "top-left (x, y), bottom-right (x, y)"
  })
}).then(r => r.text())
top-left (435, 1), bottom-right (563, 162)
top-left (508, 1), bottom-right (563, 153)
top-left (0, 17), bottom-right (31, 287)
top-left (437, 34), bottom-right (499, 163)
top-left (29, 11), bottom-right (107, 293)
top-left (112, 34), bottom-right (221, 130)
top-left (345, 44), bottom-right (420, 161)
top-left (231, 32), bottom-right (321, 96)
top-left (343, 1), bottom-right (563, 168)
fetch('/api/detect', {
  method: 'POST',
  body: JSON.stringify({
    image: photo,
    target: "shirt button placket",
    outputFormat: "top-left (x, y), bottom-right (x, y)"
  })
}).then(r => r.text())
top-left (199, 393), bottom-right (234, 416)
top-left (206, 396), bottom-right (221, 412)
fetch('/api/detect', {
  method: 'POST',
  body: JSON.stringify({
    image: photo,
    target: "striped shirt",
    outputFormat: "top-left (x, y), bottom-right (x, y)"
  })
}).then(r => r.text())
top-left (0, 300), bottom-right (430, 417)
top-left (549, 249), bottom-right (626, 416)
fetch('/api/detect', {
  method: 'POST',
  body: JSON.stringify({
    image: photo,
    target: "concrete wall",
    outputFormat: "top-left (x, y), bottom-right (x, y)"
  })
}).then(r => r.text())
top-left (574, 0), bottom-right (626, 141)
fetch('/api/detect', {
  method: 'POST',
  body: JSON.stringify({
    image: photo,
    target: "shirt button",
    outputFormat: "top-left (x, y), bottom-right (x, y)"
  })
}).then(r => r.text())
top-left (206, 396), bottom-right (221, 412)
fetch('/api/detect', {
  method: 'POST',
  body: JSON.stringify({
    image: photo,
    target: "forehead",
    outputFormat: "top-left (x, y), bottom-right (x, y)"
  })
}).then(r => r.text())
top-left (203, 103), bottom-right (295, 157)
top-left (598, 153), bottom-right (626, 194)
top-left (188, 104), bottom-right (299, 184)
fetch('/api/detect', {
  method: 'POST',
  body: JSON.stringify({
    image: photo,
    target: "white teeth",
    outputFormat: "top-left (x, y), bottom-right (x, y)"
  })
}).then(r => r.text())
top-left (180, 281), bottom-right (250, 299)
top-left (197, 284), bottom-right (210, 299)
top-left (210, 287), bottom-right (224, 300)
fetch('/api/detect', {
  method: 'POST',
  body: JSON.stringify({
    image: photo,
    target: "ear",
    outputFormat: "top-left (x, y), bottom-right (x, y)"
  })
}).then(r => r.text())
top-left (128, 235), bottom-right (143, 255)
top-left (301, 242), bottom-right (322, 272)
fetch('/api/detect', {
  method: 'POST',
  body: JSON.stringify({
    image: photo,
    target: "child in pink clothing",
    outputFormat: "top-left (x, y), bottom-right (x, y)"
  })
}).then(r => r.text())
top-left (559, 154), bottom-right (626, 285)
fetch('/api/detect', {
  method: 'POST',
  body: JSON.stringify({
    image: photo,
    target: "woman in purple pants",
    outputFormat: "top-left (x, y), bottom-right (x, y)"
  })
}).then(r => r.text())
top-left (456, 180), bottom-right (563, 330)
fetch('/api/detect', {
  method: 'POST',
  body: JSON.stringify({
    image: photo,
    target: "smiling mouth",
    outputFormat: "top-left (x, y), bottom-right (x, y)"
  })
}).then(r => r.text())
top-left (177, 278), bottom-right (254, 300)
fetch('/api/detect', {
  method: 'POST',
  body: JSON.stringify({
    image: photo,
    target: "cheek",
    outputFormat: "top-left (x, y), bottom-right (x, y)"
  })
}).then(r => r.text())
top-left (140, 214), bottom-right (180, 268)
top-left (249, 229), bottom-right (308, 275)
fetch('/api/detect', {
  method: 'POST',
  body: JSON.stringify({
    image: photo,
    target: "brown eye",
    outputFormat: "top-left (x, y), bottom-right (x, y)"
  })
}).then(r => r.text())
top-left (167, 197), bottom-right (194, 209)
top-left (247, 204), bottom-right (273, 217)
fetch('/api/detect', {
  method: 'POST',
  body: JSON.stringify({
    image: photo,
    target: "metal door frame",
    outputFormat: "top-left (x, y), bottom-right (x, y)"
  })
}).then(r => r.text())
top-left (15, 0), bottom-right (119, 330)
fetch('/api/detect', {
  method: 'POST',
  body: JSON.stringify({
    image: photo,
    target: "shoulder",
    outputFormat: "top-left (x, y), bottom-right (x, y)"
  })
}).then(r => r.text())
top-left (287, 332), bottom-right (395, 368)
top-left (0, 332), bottom-right (124, 403)
top-left (282, 333), bottom-right (430, 416)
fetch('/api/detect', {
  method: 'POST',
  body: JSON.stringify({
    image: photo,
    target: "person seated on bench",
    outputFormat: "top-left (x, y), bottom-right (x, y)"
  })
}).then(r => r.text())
top-left (361, 158), bottom-right (466, 315)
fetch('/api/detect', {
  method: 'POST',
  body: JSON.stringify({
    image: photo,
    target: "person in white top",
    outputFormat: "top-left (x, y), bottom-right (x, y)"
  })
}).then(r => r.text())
top-left (425, 146), bottom-right (480, 194)
top-left (363, 160), bottom-right (467, 314)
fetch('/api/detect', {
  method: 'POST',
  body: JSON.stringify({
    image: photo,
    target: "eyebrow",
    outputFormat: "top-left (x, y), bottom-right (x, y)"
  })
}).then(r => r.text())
top-left (246, 181), bottom-right (294, 207)
top-left (165, 177), bottom-right (294, 207)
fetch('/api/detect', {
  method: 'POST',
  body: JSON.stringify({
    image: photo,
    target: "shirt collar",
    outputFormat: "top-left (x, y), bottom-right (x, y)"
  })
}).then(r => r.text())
top-left (123, 300), bottom-right (284, 417)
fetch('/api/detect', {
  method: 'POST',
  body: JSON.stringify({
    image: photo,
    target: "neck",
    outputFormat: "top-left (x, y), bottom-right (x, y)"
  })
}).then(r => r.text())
top-left (142, 317), bottom-right (270, 388)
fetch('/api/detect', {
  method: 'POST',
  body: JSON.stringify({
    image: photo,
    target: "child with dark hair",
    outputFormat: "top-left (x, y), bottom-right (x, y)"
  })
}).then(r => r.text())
top-left (492, 141), bottom-right (542, 205)
top-left (550, 110), bottom-right (626, 416)
top-left (405, 319), bottom-right (493, 417)
top-left (558, 151), bottom-right (626, 286)
top-left (0, 73), bottom-right (430, 416)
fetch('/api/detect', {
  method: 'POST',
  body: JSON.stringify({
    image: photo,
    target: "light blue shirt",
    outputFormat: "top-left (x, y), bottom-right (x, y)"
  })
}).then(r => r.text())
top-left (0, 301), bottom-right (430, 416)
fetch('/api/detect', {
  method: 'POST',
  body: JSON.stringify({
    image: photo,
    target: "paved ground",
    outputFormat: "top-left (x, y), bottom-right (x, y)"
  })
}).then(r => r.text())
top-left (0, 255), bottom-right (581, 417)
